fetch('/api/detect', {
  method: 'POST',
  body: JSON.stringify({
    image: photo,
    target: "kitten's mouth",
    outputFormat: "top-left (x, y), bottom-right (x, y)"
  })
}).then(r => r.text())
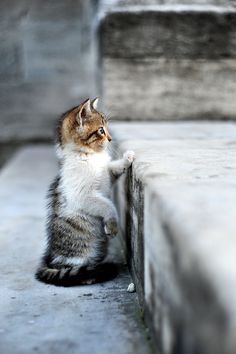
top-left (100, 141), bottom-right (109, 148)
top-left (97, 144), bottom-right (106, 152)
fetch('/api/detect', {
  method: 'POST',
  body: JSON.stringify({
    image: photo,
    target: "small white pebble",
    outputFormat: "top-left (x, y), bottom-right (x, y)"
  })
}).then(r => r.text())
top-left (28, 320), bottom-right (35, 324)
top-left (127, 283), bottom-right (136, 293)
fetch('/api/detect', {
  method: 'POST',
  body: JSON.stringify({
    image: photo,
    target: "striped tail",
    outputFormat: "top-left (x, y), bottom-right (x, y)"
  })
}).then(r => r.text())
top-left (35, 263), bottom-right (118, 287)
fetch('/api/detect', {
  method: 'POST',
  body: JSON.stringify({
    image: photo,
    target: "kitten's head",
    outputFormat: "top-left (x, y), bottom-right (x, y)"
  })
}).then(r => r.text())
top-left (58, 98), bottom-right (112, 153)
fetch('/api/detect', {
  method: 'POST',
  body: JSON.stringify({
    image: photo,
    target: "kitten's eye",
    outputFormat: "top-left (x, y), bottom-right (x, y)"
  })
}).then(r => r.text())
top-left (98, 127), bottom-right (105, 135)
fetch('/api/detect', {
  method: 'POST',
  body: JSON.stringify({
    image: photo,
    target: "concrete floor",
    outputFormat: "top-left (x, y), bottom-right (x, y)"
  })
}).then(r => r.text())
top-left (0, 146), bottom-right (151, 354)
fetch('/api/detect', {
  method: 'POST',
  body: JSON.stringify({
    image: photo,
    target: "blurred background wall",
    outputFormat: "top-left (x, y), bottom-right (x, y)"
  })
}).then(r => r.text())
top-left (0, 0), bottom-right (98, 165)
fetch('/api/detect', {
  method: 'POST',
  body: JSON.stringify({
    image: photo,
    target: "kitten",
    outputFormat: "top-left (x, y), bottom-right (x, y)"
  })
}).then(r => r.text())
top-left (35, 98), bottom-right (134, 286)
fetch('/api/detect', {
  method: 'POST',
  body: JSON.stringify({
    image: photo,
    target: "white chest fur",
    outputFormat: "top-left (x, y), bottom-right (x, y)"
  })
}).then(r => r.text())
top-left (59, 147), bottom-right (111, 215)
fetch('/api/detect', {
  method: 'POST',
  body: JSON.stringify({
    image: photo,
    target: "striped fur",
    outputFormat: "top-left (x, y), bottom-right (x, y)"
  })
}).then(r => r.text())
top-left (35, 261), bottom-right (118, 287)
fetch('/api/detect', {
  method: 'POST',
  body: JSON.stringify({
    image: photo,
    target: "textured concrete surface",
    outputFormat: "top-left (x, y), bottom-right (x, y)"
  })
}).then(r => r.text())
top-left (103, 58), bottom-right (236, 120)
top-left (100, 3), bottom-right (236, 120)
top-left (101, 8), bottom-right (236, 59)
top-left (111, 121), bottom-right (236, 354)
top-left (0, 146), bottom-right (151, 354)
top-left (0, 0), bottom-right (99, 143)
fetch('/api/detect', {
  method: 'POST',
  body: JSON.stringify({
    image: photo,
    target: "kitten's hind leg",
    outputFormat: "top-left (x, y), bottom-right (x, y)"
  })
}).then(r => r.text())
top-left (82, 193), bottom-right (119, 237)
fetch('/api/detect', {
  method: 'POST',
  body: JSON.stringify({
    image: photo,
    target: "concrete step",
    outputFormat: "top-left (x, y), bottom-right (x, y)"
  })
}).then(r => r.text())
top-left (99, 1), bottom-right (236, 120)
top-left (110, 121), bottom-right (236, 354)
top-left (0, 146), bottom-right (151, 354)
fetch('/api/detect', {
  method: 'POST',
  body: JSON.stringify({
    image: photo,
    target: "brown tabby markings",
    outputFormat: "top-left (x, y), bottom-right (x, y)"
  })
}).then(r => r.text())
top-left (57, 99), bottom-right (112, 152)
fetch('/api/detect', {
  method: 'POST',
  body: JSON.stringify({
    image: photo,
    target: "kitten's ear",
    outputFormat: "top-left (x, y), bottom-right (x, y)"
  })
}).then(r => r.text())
top-left (76, 99), bottom-right (91, 126)
top-left (91, 97), bottom-right (99, 110)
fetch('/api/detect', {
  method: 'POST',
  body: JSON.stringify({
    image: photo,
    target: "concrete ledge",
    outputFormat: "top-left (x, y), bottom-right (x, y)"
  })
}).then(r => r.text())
top-left (111, 121), bottom-right (236, 354)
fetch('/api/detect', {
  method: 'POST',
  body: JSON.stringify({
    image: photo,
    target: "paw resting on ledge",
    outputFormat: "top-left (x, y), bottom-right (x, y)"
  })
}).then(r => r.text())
top-left (123, 150), bottom-right (135, 167)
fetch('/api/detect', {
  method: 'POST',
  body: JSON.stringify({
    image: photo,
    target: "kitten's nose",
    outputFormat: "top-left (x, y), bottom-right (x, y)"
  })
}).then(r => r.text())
top-left (107, 134), bottom-right (112, 142)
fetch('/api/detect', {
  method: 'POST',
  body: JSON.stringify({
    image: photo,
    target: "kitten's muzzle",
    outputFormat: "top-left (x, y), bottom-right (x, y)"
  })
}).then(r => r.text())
top-left (107, 134), bottom-right (112, 142)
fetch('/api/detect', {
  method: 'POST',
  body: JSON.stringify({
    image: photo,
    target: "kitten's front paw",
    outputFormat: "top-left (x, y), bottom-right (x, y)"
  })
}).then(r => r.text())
top-left (123, 150), bottom-right (135, 166)
top-left (104, 218), bottom-right (118, 237)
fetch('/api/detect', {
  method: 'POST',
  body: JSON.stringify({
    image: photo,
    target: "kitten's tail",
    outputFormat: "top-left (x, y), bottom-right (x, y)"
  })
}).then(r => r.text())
top-left (35, 262), bottom-right (118, 287)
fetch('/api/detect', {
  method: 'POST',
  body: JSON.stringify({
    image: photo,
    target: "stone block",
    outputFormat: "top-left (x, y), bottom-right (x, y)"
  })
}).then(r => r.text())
top-left (103, 58), bottom-right (236, 120)
top-left (111, 121), bottom-right (236, 354)
top-left (144, 181), bottom-right (236, 354)
top-left (100, 4), bottom-right (236, 120)
top-left (101, 8), bottom-right (236, 59)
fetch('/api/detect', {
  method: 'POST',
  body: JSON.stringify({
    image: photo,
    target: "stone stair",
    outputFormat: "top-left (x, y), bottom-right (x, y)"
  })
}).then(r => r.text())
top-left (1, 1), bottom-right (236, 354)
top-left (99, 0), bottom-right (236, 120)
top-left (110, 121), bottom-right (236, 354)
top-left (99, 3), bottom-right (236, 352)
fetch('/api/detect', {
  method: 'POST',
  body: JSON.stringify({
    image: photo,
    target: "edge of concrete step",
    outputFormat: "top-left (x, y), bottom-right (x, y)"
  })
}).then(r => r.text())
top-left (111, 121), bottom-right (236, 354)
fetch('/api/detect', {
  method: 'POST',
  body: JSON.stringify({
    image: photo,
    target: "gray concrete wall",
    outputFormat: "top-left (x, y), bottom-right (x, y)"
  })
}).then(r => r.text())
top-left (100, 2), bottom-right (236, 120)
top-left (0, 0), bottom-right (99, 143)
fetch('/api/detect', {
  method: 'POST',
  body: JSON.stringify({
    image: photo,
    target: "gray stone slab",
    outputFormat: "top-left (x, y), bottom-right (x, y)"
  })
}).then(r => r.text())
top-left (110, 121), bottom-right (236, 140)
top-left (110, 122), bottom-right (236, 354)
top-left (100, 6), bottom-right (236, 59)
top-left (0, 146), bottom-right (150, 354)
top-left (103, 58), bottom-right (236, 120)
top-left (144, 182), bottom-right (236, 354)
top-left (114, 139), bottom-right (236, 183)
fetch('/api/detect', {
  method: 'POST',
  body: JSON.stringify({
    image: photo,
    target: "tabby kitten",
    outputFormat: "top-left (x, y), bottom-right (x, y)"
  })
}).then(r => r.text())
top-left (36, 98), bottom-right (134, 286)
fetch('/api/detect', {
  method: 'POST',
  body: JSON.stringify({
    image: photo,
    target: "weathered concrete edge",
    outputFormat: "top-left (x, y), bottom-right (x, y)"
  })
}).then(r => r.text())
top-left (146, 181), bottom-right (236, 354)
top-left (114, 159), bottom-right (235, 354)
top-left (111, 133), bottom-right (236, 354)
top-left (100, 4), bottom-right (236, 15)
